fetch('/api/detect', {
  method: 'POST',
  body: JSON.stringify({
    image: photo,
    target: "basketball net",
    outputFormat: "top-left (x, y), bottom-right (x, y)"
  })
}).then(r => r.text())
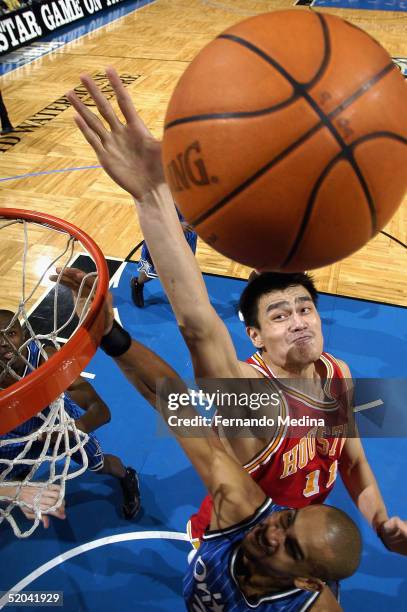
top-left (0, 213), bottom-right (105, 538)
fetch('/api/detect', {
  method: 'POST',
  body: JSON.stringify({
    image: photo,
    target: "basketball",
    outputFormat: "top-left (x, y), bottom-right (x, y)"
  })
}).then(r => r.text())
top-left (162, 9), bottom-right (407, 271)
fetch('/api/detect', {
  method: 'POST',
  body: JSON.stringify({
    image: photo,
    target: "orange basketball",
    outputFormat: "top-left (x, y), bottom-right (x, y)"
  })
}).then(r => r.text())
top-left (162, 9), bottom-right (407, 271)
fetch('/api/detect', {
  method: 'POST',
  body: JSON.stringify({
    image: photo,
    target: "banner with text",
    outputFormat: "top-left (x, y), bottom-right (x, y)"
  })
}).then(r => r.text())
top-left (0, 0), bottom-right (127, 55)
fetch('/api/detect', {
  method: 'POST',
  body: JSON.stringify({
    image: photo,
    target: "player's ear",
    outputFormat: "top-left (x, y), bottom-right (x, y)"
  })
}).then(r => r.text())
top-left (293, 577), bottom-right (325, 592)
top-left (246, 326), bottom-right (264, 349)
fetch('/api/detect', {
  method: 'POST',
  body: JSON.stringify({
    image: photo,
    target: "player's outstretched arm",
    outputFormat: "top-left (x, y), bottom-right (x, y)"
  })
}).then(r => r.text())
top-left (109, 349), bottom-right (266, 529)
top-left (340, 436), bottom-right (388, 530)
top-left (54, 268), bottom-right (265, 526)
top-left (338, 361), bottom-right (407, 556)
top-left (340, 437), bottom-right (407, 555)
top-left (42, 340), bottom-right (111, 435)
top-left (340, 436), bottom-right (407, 555)
top-left (66, 70), bottom-right (251, 380)
top-left (67, 377), bottom-right (111, 434)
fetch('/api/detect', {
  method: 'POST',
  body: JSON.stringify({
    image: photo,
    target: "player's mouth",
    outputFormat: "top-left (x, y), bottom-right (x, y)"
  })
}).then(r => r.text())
top-left (291, 335), bottom-right (313, 345)
top-left (0, 350), bottom-right (14, 362)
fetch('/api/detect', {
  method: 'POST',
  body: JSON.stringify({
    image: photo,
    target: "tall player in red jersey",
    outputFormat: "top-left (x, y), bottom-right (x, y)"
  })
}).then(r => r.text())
top-left (188, 273), bottom-right (351, 545)
top-left (66, 68), bottom-right (407, 558)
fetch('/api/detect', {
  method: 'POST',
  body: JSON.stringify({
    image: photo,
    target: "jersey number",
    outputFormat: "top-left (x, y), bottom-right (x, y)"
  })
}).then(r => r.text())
top-left (303, 461), bottom-right (338, 497)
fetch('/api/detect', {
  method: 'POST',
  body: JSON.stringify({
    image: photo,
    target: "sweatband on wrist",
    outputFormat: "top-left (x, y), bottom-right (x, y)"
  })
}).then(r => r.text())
top-left (100, 320), bottom-right (132, 357)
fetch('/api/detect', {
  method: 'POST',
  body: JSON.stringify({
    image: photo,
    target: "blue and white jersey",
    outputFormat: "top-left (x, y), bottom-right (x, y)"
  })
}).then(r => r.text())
top-left (138, 209), bottom-right (198, 279)
top-left (1, 340), bottom-right (49, 439)
top-left (184, 498), bottom-right (320, 611)
top-left (0, 340), bottom-right (104, 473)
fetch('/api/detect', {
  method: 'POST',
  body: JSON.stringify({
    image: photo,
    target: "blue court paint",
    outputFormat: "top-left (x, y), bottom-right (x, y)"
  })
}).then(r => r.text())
top-left (0, 166), bottom-right (101, 183)
top-left (0, 0), bottom-right (156, 76)
top-left (311, 0), bottom-right (407, 11)
top-left (1, 264), bottom-right (406, 611)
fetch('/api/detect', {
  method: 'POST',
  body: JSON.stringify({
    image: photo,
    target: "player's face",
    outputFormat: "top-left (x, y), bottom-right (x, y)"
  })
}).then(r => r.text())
top-left (0, 316), bottom-right (25, 381)
top-left (251, 286), bottom-right (323, 368)
top-left (241, 506), bottom-right (328, 580)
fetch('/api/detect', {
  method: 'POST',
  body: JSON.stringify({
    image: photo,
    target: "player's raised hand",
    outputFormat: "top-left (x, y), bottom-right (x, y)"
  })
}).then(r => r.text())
top-left (19, 484), bottom-right (66, 528)
top-left (49, 267), bottom-right (114, 335)
top-left (66, 67), bottom-right (164, 200)
top-left (378, 516), bottom-right (407, 556)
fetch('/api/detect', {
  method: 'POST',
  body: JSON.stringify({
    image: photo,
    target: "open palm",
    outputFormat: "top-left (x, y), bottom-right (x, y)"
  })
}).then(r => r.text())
top-left (67, 67), bottom-right (164, 199)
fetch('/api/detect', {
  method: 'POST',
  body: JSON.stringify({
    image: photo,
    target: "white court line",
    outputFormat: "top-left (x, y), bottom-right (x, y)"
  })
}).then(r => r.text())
top-left (113, 307), bottom-right (123, 328)
top-left (353, 399), bottom-right (384, 413)
top-left (0, 530), bottom-right (188, 609)
top-left (110, 260), bottom-right (127, 289)
top-left (25, 253), bottom-right (123, 319)
top-left (81, 372), bottom-right (95, 380)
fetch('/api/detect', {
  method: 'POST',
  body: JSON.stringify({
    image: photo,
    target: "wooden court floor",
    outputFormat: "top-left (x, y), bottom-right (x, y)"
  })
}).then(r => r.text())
top-left (0, 0), bottom-right (406, 311)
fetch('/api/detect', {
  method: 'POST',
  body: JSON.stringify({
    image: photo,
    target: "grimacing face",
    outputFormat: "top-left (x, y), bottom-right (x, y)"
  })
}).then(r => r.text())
top-left (241, 506), bottom-right (329, 580)
top-left (248, 285), bottom-right (323, 369)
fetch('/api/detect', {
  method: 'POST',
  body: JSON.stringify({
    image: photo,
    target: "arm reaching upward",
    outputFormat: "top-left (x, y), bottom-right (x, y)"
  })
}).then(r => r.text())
top-left (66, 69), bottom-right (255, 381)
top-left (55, 268), bottom-right (266, 528)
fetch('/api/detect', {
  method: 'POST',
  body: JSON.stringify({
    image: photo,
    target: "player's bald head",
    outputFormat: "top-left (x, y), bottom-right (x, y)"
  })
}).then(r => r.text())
top-left (306, 504), bottom-right (362, 581)
top-left (0, 309), bottom-right (17, 328)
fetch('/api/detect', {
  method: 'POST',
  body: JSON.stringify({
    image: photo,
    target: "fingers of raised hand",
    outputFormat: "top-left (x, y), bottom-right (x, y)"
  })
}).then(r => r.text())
top-left (50, 268), bottom-right (96, 299)
top-left (74, 114), bottom-right (106, 159)
top-left (51, 267), bottom-right (84, 284)
top-left (105, 67), bottom-right (145, 132)
top-left (67, 89), bottom-right (108, 144)
top-left (80, 73), bottom-right (122, 132)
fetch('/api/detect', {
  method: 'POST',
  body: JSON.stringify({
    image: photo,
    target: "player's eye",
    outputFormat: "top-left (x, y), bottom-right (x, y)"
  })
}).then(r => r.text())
top-left (285, 537), bottom-right (300, 560)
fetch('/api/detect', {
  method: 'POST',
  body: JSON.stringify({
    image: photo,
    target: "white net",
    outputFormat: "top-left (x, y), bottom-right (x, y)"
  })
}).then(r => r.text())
top-left (0, 214), bottom-right (101, 538)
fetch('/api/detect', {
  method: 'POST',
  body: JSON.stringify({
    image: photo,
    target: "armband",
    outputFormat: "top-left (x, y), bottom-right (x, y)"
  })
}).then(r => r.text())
top-left (100, 320), bottom-right (132, 357)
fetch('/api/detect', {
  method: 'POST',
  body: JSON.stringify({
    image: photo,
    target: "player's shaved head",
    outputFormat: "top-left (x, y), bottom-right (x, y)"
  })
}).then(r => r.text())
top-left (0, 310), bottom-right (19, 328)
top-left (307, 505), bottom-right (362, 581)
top-left (241, 503), bottom-right (361, 589)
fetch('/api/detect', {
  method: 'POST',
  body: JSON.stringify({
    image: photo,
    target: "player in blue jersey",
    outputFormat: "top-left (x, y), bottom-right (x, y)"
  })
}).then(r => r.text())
top-left (0, 309), bottom-right (140, 520)
top-left (130, 210), bottom-right (197, 308)
top-left (58, 267), bottom-right (362, 611)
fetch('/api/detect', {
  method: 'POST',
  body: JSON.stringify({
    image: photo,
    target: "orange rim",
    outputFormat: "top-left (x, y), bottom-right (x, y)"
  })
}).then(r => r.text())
top-left (0, 208), bottom-right (109, 435)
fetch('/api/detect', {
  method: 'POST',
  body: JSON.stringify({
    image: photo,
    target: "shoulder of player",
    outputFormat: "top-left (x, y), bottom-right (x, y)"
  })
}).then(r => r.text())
top-left (310, 585), bottom-right (342, 611)
top-left (239, 360), bottom-right (263, 378)
top-left (209, 488), bottom-right (269, 533)
top-left (335, 358), bottom-right (352, 380)
top-left (325, 353), bottom-right (352, 379)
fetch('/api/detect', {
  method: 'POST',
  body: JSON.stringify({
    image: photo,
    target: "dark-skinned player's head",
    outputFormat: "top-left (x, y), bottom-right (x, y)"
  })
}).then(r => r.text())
top-left (0, 310), bottom-right (26, 386)
top-left (241, 504), bottom-right (362, 592)
top-left (239, 272), bottom-right (323, 369)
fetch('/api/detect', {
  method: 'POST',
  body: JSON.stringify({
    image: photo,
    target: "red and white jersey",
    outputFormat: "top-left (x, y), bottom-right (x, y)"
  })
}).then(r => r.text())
top-left (244, 351), bottom-right (349, 508)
